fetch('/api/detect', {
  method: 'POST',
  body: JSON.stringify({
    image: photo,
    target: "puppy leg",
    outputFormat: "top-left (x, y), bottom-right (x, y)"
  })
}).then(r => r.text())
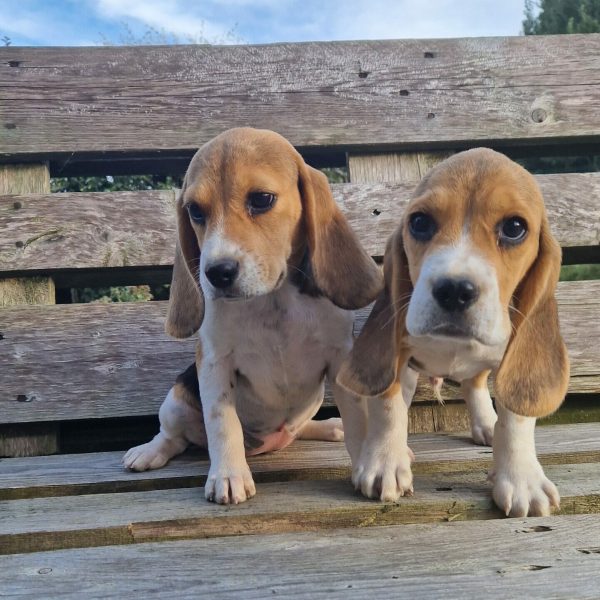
top-left (297, 418), bottom-right (344, 442)
top-left (462, 370), bottom-right (497, 446)
top-left (200, 358), bottom-right (256, 505)
top-left (123, 382), bottom-right (205, 471)
top-left (331, 382), bottom-right (367, 464)
top-left (490, 403), bottom-right (559, 517)
top-left (353, 364), bottom-right (413, 502)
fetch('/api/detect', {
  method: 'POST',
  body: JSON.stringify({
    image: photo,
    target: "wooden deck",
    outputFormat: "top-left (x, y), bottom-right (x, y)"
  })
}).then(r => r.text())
top-left (1, 423), bottom-right (599, 596)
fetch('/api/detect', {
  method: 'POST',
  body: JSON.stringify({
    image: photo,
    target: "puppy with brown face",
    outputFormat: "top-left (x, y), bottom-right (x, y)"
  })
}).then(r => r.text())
top-left (123, 128), bottom-right (382, 504)
top-left (338, 148), bottom-right (569, 517)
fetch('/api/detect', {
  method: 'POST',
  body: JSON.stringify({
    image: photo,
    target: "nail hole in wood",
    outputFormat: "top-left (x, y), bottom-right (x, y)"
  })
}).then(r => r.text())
top-left (0, 332), bottom-right (4, 340)
top-left (424, 52), bottom-right (434, 58)
top-left (435, 487), bottom-right (453, 492)
top-left (372, 208), bottom-right (381, 216)
top-left (13, 201), bottom-right (22, 210)
top-left (427, 112), bottom-right (435, 119)
top-left (531, 108), bottom-right (547, 123)
top-left (399, 89), bottom-right (409, 96)
top-left (358, 70), bottom-right (370, 79)
top-left (15, 240), bottom-right (24, 248)
top-left (16, 394), bottom-right (31, 402)
top-left (8, 60), bottom-right (21, 67)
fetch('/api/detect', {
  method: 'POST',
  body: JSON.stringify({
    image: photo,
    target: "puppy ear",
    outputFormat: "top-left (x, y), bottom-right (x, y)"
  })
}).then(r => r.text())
top-left (495, 215), bottom-right (569, 417)
top-left (165, 185), bottom-right (205, 338)
top-left (336, 229), bottom-right (412, 397)
top-left (298, 160), bottom-right (382, 309)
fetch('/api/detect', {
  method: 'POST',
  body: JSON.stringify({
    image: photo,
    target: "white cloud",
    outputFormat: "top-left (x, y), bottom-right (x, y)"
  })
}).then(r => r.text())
top-left (94, 0), bottom-right (231, 40)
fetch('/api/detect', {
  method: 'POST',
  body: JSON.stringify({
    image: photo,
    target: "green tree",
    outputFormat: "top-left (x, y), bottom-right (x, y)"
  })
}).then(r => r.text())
top-left (523, 0), bottom-right (600, 34)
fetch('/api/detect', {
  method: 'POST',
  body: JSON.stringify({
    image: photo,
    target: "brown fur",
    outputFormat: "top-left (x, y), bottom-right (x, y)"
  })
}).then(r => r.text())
top-left (338, 148), bottom-right (569, 417)
top-left (165, 127), bottom-right (382, 339)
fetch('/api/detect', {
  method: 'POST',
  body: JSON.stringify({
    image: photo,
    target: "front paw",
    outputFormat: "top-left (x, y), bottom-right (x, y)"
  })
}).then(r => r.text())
top-left (205, 462), bottom-right (256, 505)
top-left (471, 419), bottom-right (495, 446)
top-left (491, 459), bottom-right (559, 517)
top-left (353, 440), bottom-right (413, 502)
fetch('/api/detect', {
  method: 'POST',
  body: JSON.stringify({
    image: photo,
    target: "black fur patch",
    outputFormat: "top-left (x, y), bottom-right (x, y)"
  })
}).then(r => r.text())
top-left (175, 363), bottom-right (200, 399)
top-left (290, 248), bottom-right (323, 298)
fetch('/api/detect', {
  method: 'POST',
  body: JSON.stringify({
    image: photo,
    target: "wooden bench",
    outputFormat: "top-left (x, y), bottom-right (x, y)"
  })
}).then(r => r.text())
top-left (1, 35), bottom-right (600, 596)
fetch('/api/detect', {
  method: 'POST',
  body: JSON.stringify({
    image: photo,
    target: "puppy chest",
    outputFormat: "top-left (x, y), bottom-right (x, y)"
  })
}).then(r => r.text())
top-left (408, 336), bottom-right (505, 382)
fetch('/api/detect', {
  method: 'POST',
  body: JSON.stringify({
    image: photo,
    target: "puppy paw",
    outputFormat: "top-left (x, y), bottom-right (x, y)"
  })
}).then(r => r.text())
top-left (471, 419), bottom-right (495, 446)
top-left (492, 458), bottom-right (559, 517)
top-left (352, 440), bottom-right (413, 502)
top-left (123, 435), bottom-right (186, 471)
top-left (205, 463), bottom-right (256, 505)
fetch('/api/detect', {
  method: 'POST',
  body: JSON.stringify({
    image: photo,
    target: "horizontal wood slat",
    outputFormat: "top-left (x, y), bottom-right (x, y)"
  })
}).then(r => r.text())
top-left (0, 281), bottom-right (598, 424)
top-left (1, 461), bottom-right (599, 555)
top-left (1, 36), bottom-right (600, 165)
top-left (1, 172), bottom-right (599, 274)
top-left (1, 515), bottom-right (599, 598)
top-left (1, 423), bottom-right (598, 501)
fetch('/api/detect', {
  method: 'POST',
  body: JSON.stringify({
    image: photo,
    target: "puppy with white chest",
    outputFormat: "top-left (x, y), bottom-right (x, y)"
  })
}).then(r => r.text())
top-left (123, 127), bottom-right (382, 504)
top-left (338, 148), bottom-right (569, 517)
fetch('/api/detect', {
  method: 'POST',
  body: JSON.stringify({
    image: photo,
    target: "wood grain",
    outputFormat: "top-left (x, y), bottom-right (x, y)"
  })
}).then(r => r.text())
top-left (1, 423), bottom-right (598, 501)
top-left (0, 164), bottom-right (58, 457)
top-left (2, 171), bottom-right (598, 273)
top-left (1, 462), bottom-right (599, 555)
top-left (0, 280), bottom-right (597, 423)
top-left (4, 515), bottom-right (599, 599)
top-left (1, 35), bottom-right (600, 164)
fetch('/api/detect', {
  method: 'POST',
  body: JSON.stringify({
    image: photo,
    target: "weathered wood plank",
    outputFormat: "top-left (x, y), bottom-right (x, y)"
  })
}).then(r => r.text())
top-left (1, 462), bottom-right (599, 555)
top-left (7, 514), bottom-right (600, 599)
top-left (2, 515), bottom-right (599, 599)
top-left (0, 164), bottom-right (58, 457)
top-left (1, 36), bottom-right (600, 166)
top-left (2, 171), bottom-right (598, 273)
top-left (0, 280), bottom-right (597, 423)
top-left (349, 146), bottom-right (453, 430)
top-left (1, 424), bottom-right (598, 501)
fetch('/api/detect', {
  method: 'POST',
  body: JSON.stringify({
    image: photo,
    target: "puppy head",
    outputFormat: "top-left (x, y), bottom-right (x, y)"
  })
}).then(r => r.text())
top-left (338, 149), bottom-right (568, 416)
top-left (166, 127), bottom-right (381, 338)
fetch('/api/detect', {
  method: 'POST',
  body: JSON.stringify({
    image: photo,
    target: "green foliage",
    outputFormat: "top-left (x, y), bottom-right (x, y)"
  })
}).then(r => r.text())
top-left (560, 264), bottom-right (600, 280)
top-left (523, 0), bottom-right (600, 34)
top-left (73, 285), bottom-right (154, 304)
top-left (51, 175), bottom-right (180, 193)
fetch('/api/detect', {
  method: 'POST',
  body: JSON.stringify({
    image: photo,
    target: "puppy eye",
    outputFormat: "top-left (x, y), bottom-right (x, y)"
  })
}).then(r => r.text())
top-left (187, 203), bottom-right (206, 226)
top-left (499, 216), bottom-right (528, 245)
top-left (248, 192), bottom-right (276, 214)
top-left (408, 212), bottom-right (437, 242)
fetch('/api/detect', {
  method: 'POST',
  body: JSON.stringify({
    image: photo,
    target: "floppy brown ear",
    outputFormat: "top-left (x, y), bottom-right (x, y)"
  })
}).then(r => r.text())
top-left (165, 186), bottom-right (205, 339)
top-left (495, 216), bottom-right (569, 417)
top-left (298, 160), bottom-right (382, 309)
top-left (336, 229), bottom-right (412, 397)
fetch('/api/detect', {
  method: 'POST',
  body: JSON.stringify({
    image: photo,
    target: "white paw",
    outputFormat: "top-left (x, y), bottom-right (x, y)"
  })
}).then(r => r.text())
top-left (205, 462), bottom-right (256, 505)
top-left (353, 439), bottom-right (413, 502)
top-left (318, 417), bottom-right (345, 442)
top-left (123, 435), bottom-right (185, 471)
top-left (490, 458), bottom-right (560, 517)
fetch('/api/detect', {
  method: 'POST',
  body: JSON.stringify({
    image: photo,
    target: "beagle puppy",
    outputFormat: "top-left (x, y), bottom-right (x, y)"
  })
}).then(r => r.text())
top-left (123, 128), bottom-right (382, 504)
top-left (338, 148), bottom-right (569, 517)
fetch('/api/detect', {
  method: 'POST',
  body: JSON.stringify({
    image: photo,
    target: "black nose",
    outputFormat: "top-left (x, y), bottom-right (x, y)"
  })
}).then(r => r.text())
top-left (205, 260), bottom-right (239, 289)
top-left (432, 278), bottom-right (479, 312)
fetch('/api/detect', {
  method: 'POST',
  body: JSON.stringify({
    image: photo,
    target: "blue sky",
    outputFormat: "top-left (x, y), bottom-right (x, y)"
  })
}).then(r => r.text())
top-left (1, 0), bottom-right (531, 47)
